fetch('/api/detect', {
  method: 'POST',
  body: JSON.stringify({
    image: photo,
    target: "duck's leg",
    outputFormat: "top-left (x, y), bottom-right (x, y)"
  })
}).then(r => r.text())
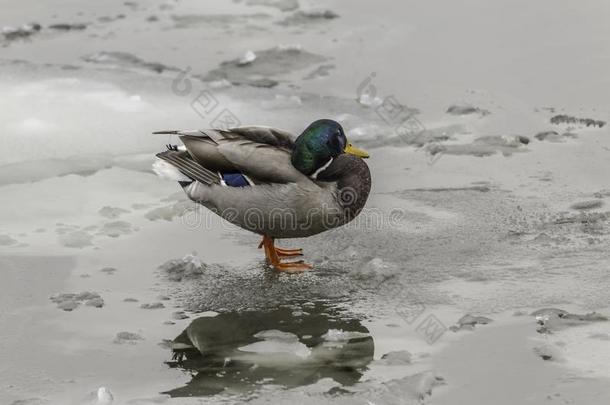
top-left (259, 235), bottom-right (312, 273)
top-left (258, 237), bottom-right (303, 257)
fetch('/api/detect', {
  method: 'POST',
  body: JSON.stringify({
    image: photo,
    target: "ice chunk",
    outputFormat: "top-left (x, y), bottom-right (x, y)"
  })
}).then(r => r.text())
top-left (86, 297), bottom-right (105, 308)
top-left (113, 332), bottom-right (144, 344)
top-left (49, 23), bottom-right (87, 31)
top-left (140, 302), bottom-right (165, 309)
top-left (446, 104), bottom-right (490, 116)
top-left (100, 267), bottom-right (117, 275)
top-left (158, 252), bottom-right (206, 281)
top-left (1, 22), bottom-right (41, 40)
top-left (278, 9), bottom-right (339, 25)
top-left (321, 329), bottom-right (370, 348)
top-left (533, 343), bottom-right (564, 361)
top-left (449, 314), bottom-right (493, 332)
top-left (570, 200), bottom-right (604, 211)
top-left (96, 387), bottom-right (114, 405)
top-left (50, 291), bottom-right (103, 311)
top-left (380, 350), bottom-right (412, 365)
top-left (237, 50), bottom-right (257, 66)
top-left (239, 329), bottom-right (311, 359)
top-left (357, 93), bottom-right (382, 108)
top-left (82, 51), bottom-right (179, 74)
top-left (200, 47), bottom-right (326, 86)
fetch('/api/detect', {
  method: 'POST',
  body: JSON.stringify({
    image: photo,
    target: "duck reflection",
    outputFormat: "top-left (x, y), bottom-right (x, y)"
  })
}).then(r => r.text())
top-left (163, 301), bottom-right (374, 397)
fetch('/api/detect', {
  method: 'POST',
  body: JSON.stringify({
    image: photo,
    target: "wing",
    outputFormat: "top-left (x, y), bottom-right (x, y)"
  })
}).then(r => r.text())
top-left (154, 127), bottom-right (307, 184)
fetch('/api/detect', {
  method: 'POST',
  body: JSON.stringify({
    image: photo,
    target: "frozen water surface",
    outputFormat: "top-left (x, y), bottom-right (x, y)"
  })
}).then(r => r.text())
top-left (1, 0), bottom-right (610, 404)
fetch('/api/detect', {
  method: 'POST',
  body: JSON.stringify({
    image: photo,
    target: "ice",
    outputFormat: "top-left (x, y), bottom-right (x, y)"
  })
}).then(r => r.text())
top-left (277, 9), bottom-right (339, 25)
top-left (170, 13), bottom-right (272, 30)
top-left (436, 134), bottom-right (530, 157)
top-left (58, 230), bottom-right (93, 248)
top-left (1, 22), bottom-right (41, 41)
top-left (550, 114), bottom-right (606, 128)
top-left (533, 343), bottom-right (564, 362)
top-left (82, 51), bottom-right (179, 74)
top-left (99, 220), bottom-right (133, 238)
top-left (2, 0), bottom-right (610, 403)
top-left (98, 206), bottom-right (130, 219)
top-left (446, 104), bottom-right (490, 116)
top-left (96, 387), bottom-right (114, 405)
top-left (207, 78), bottom-right (233, 89)
top-left (48, 23), bottom-right (87, 31)
top-left (237, 50), bottom-right (257, 66)
top-left (379, 350), bottom-right (412, 366)
top-left (449, 314), bottom-right (493, 332)
top-left (0, 76), bottom-right (176, 165)
top-left (144, 201), bottom-right (194, 222)
top-left (321, 329), bottom-right (370, 348)
top-left (50, 291), bottom-right (103, 311)
top-left (276, 43), bottom-right (302, 51)
top-left (570, 200), bottom-right (604, 211)
top-left (239, 329), bottom-right (311, 359)
top-left (171, 311), bottom-right (189, 320)
top-left (86, 297), bottom-right (105, 308)
top-left (140, 302), bottom-right (165, 309)
top-left (0, 234), bottom-right (18, 246)
top-left (113, 332), bottom-right (144, 344)
top-left (303, 64), bottom-right (334, 80)
top-left (199, 46), bottom-right (327, 86)
top-left (158, 252), bottom-right (206, 281)
top-left (357, 93), bottom-right (382, 108)
top-left (261, 94), bottom-right (302, 109)
top-left (349, 257), bottom-right (399, 282)
top-left (0, 157), bottom-right (114, 185)
top-left (241, 0), bottom-right (299, 12)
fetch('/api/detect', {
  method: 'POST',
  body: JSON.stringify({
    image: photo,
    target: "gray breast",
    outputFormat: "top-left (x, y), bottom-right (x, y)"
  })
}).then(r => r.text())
top-left (315, 154), bottom-right (372, 223)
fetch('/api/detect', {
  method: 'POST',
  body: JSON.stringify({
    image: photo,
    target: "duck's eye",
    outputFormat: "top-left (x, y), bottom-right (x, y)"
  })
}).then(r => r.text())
top-left (327, 134), bottom-right (342, 151)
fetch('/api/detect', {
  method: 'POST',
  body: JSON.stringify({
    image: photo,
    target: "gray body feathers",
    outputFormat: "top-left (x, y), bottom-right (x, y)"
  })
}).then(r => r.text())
top-left (154, 126), bottom-right (370, 238)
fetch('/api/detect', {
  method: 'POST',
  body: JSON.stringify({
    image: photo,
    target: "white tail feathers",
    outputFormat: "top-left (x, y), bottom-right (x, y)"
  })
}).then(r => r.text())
top-left (152, 158), bottom-right (191, 182)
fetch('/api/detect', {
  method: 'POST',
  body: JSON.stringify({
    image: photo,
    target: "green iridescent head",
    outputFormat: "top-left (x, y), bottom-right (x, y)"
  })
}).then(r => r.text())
top-left (291, 119), bottom-right (369, 175)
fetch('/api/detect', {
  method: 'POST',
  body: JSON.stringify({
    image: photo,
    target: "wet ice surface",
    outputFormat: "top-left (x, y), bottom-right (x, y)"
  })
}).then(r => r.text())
top-left (1, 0), bottom-right (610, 404)
top-left (162, 304), bottom-right (372, 397)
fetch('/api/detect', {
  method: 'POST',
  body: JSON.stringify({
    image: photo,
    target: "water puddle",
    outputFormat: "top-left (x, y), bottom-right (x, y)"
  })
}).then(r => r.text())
top-left (161, 301), bottom-right (373, 398)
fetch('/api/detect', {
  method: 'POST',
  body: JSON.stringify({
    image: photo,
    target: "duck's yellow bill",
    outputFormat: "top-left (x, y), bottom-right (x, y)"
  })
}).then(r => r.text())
top-left (344, 143), bottom-right (370, 158)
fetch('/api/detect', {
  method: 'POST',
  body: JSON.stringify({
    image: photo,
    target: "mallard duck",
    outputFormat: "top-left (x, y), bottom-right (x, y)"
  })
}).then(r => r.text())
top-left (153, 119), bottom-right (371, 272)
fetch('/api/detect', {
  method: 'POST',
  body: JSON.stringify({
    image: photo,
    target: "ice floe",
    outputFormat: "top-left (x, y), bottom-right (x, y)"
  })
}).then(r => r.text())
top-left (113, 331), bottom-right (144, 344)
top-left (82, 51), bottom-right (180, 74)
top-left (98, 206), bottom-right (130, 219)
top-left (58, 230), bottom-right (94, 248)
top-left (239, 329), bottom-right (311, 359)
top-left (198, 46), bottom-right (326, 86)
top-left (50, 291), bottom-right (104, 311)
top-left (158, 252), bottom-right (208, 281)
top-left (277, 9), bottom-right (339, 25)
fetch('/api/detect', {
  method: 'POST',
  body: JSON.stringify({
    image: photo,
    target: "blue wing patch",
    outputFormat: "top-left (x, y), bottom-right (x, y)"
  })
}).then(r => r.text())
top-left (221, 172), bottom-right (250, 187)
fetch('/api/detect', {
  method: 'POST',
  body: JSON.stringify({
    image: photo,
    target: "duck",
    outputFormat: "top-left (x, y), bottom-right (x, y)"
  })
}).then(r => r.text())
top-left (152, 119), bottom-right (371, 273)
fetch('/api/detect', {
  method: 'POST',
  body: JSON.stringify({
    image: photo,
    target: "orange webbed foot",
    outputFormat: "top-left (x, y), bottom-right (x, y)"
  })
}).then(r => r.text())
top-left (259, 236), bottom-right (311, 273)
